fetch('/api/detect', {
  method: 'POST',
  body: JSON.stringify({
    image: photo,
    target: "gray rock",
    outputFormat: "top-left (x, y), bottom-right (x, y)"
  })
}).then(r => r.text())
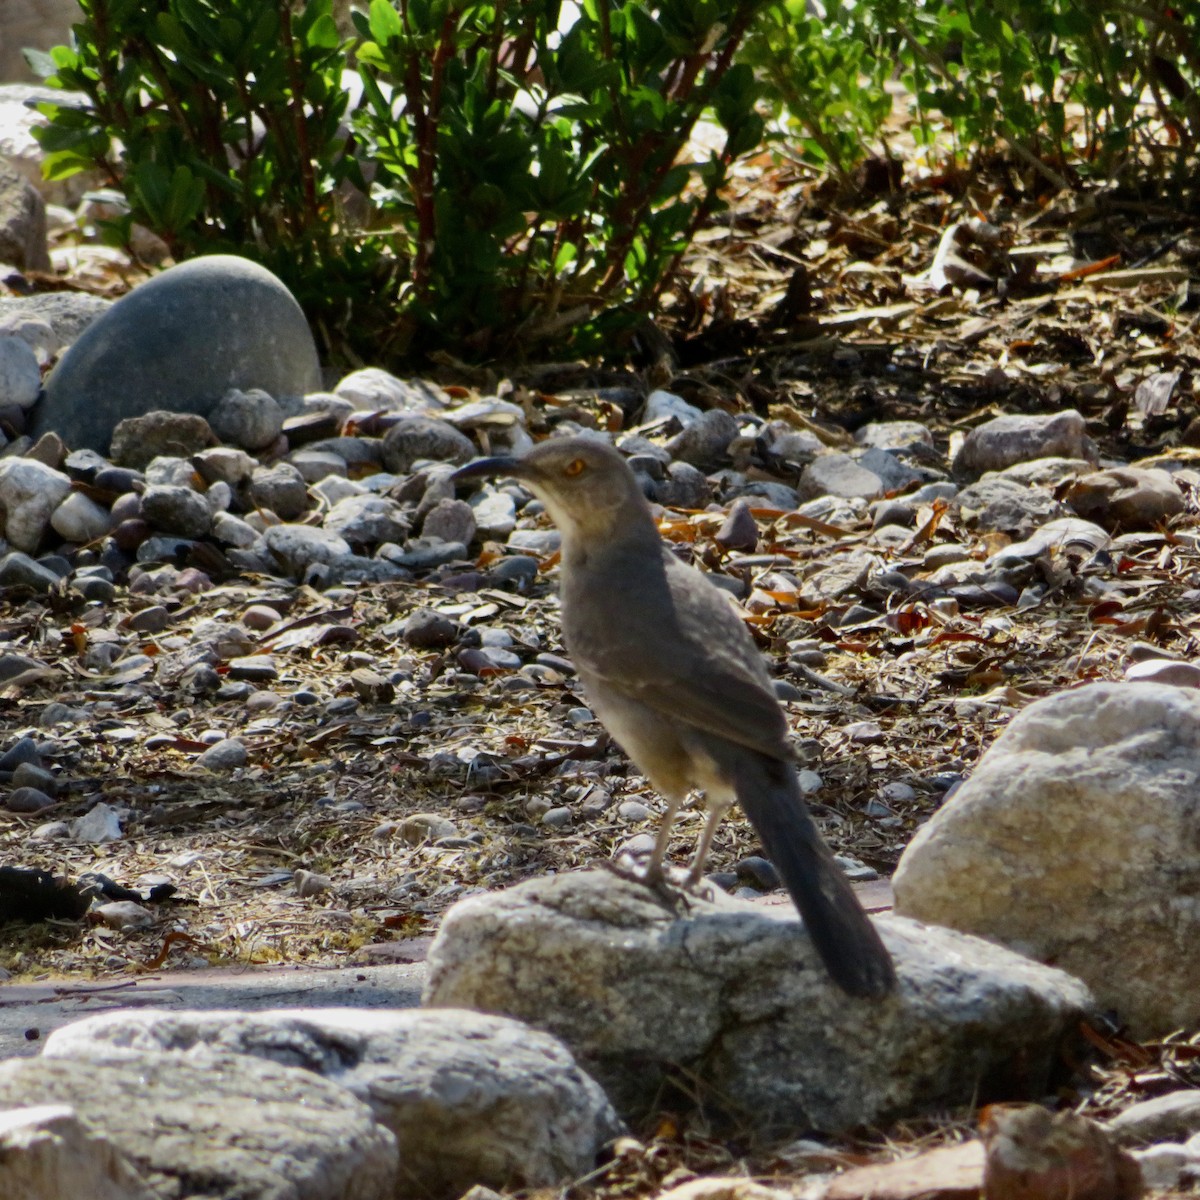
top-left (139, 484), bottom-right (212, 539)
top-left (0, 457), bottom-right (70, 551)
top-left (50, 492), bottom-right (111, 543)
top-left (208, 387), bottom-right (284, 451)
top-left (194, 739), bottom-right (248, 771)
top-left (1106, 1090), bottom-right (1200, 1147)
top-left (507, 529), bottom-right (561, 555)
top-left (380, 538), bottom-right (466, 570)
top-left (1065, 466), bottom-right (1185, 530)
top-left (728, 479), bottom-right (801, 509)
top-left (985, 516), bottom-right (1109, 568)
top-left (0, 334), bottom-right (40, 409)
top-left (655, 461), bottom-right (711, 509)
top-left (0, 736), bottom-right (39, 769)
top-left (423, 872), bottom-right (1094, 1132)
top-left (894, 681), bottom-right (1200, 1037)
top-left (323, 494), bottom-right (409, 546)
top-left (856, 446), bottom-right (925, 492)
top-left (7, 786), bottom-right (55, 813)
top-left (290, 449), bottom-right (347, 483)
top-left (0, 1103), bottom-right (150, 1200)
top-left (45, 1007), bottom-right (619, 1198)
top-left (422, 498), bottom-right (476, 546)
top-left (469, 489), bottom-right (517, 539)
top-left (953, 410), bottom-right (1096, 478)
top-left (714, 498), bottom-right (758, 551)
top-left (0, 289), bottom-right (109, 347)
top-left (954, 476), bottom-right (1065, 538)
top-left (0, 551), bottom-right (59, 591)
top-left (0, 155), bottom-right (50, 272)
top-left (33, 256), bottom-right (320, 453)
top-left (799, 452), bottom-right (886, 502)
top-left (250, 462), bottom-right (309, 520)
top-left (0, 1053), bottom-right (396, 1200)
top-left (382, 417), bottom-right (475, 473)
top-left (211, 511), bottom-right (260, 549)
top-left (666, 409), bottom-right (740, 468)
top-left (108, 411), bottom-right (214, 470)
top-left (643, 389), bottom-right (702, 426)
top-left (95, 901), bottom-right (154, 932)
top-left (334, 369), bottom-right (447, 412)
top-left (403, 608), bottom-right (459, 649)
top-left (142, 455), bottom-right (196, 487)
top-left (263, 524), bottom-right (353, 575)
top-left (855, 420), bottom-right (935, 451)
top-left (992, 456), bottom-right (1097, 488)
top-left (71, 802), bottom-right (122, 843)
top-left (192, 445), bottom-right (256, 487)
top-left (306, 436), bottom-right (383, 469)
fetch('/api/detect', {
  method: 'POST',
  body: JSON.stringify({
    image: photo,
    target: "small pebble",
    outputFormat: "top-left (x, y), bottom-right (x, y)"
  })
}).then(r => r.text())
top-left (95, 900), bottom-right (154, 931)
top-left (617, 799), bottom-right (653, 823)
top-left (71, 802), bottom-right (123, 843)
top-left (194, 738), bottom-right (248, 771)
top-left (541, 806), bottom-right (573, 828)
top-left (735, 855), bottom-right (781, 891)
top-left (241, 604), bottom-right (281, 630)
top-left (7, 786), bottom-right (55, 813)
top-left (398, 813), bottom-right (457, 844)
top-left (294, 869), bottom-right (332, 897)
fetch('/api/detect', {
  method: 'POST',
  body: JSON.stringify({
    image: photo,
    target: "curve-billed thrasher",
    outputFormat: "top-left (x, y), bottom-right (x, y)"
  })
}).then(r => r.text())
top-left (454, 437), bottom-right (895, 997)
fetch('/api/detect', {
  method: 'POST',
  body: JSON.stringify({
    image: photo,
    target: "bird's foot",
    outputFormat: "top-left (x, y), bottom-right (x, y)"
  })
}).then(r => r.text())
top-left (601, 858), bottom-right (693, 913)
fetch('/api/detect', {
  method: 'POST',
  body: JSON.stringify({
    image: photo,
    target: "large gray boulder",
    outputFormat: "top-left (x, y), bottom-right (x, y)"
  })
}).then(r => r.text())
top-left (0, 1051), bottom-right (397, 1199)
top-left (894, 681), bottom-right (1200, 1037)
top-left (43, 1006), bottom-right (621, 1199)
top-left (423, 872), bottom-right (1094, 1134)
top-left (33, 255), bottom-right (321, 452)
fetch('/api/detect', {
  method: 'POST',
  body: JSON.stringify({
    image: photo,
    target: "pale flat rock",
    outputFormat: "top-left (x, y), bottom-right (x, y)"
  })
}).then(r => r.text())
top-left (0, 1104), bottom-right (151, 1200)
top-left (423, 872), bottom-right (1093, 1133)
top-left (893, 681), bottom-right (1200, 1036)
top-left (44, 1006), bottom-right (620, 1197)
top-left (0, 1052), bottom-right (397, 1199)
top-left (1106, 1090), bottom-right (1200, 1147)
top-left (823, 1141), bottom-right (984, 1200)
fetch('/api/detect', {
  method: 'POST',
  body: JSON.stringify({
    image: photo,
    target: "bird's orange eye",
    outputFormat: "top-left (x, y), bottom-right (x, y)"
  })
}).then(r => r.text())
top-left (564, 458), bottom-right (586, 477)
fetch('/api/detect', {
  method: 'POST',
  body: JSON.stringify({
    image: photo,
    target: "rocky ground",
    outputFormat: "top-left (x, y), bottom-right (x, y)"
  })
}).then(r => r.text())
top-left (2, 81), bottom-right (1200, 1196)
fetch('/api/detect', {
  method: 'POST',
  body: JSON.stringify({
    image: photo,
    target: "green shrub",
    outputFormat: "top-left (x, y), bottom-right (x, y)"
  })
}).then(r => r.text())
top-left (34, 0), bottom-right (768, 363)
top-left (34, 0), bottom-right (384, 358)
top-left (744, 0), bottom-right (1199, 185)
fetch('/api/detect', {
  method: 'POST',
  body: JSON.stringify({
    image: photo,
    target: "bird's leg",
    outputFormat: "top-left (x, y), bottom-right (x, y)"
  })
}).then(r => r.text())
top-left (683, 792), bottom-right (733, 889)
top-left (642, 796), bottom-right (685, 886)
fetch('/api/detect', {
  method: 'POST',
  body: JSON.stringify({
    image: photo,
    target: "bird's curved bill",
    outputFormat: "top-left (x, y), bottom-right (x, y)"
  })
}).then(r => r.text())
top-left (451, 456), bottom-right (524, 482)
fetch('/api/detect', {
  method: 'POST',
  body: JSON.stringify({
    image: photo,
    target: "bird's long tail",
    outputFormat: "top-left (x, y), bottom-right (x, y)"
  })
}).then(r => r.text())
top-left (733, 754), bottom-right (896, 997)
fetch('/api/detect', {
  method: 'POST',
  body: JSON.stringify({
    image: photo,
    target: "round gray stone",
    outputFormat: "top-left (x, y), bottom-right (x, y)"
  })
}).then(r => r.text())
top-left (33, 255), bottom-right (320, 453)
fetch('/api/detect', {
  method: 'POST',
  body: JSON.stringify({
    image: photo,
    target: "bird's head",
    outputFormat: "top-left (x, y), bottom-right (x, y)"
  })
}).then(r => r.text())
top-left (453, 437), bottom-right (654, 544)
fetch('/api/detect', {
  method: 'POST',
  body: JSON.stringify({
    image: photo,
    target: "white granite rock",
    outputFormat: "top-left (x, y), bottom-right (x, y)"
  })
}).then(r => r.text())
top-left (0, 457), bottom-right (69, 551)
top-left (894, 681), bottom-right (1200, 1036)
top-left (49, 492), bottom-right (112, 543)
top-left (45, 1007), bottom-right (621, 1198)
top-left (424, 872), bottom-right (1093, 1133)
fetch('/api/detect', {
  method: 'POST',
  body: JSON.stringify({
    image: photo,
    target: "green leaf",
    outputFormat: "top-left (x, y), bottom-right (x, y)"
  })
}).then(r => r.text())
top-left (368, 0), bottom-right (404, 46)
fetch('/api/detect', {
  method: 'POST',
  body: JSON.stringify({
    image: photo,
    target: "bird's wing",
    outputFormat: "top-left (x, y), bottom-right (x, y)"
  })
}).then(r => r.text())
top-left (563, 544), bottom-right (791, 759)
